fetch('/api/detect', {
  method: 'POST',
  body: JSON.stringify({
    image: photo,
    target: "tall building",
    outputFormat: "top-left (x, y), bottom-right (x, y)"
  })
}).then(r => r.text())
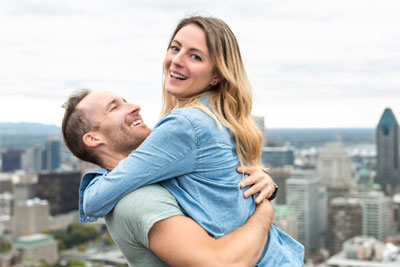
top-left (36, 172), bottom-right (81, 215)
top-left (252, 115), bottom-right (266, 146)
top-left (12, 198), bottom-right (50, 238)
top-left (393, 194), bottom-right (400, 232)
top-left (273, 204), bottom-right (298, 240)
top-left (0, 173), bottom-right (12, 194)
top-left (326, 197), bottom-right (362, 256)
top-left (269, 167), bottom-right (291, 204)
top-left (326, 185), bottom-right (350, 206)
top-left (286, 169), bottom-right (320, 251)
top-left (316, 142), bottom-right (353, 186)
top-left (21, 146), bottom-right (43, 174)
top-left (0, 192), bottom-right (13, 217)
top-left (262, 147), bottom-right (294, 167)
top-left (351, 191), bottom-right (392, 241)
top-left (375, 108), bottom-right (400, 193)
top-left (15, 233), bottom-right (58, 264)
top-left (12, 173), bottom-right (37, 202)
top-left (1, 149), bottom-right (24, 172)
top-left (42, 136), bottom-right (61, 171)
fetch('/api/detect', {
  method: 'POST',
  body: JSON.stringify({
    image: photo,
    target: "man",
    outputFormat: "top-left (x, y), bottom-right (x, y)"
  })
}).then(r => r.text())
top-left (62, 89), bottom-right (276, 266)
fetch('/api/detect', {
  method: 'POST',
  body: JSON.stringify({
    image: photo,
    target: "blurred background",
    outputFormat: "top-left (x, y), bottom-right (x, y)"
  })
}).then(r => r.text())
top-left (1, 0), bottom-right (400, 266)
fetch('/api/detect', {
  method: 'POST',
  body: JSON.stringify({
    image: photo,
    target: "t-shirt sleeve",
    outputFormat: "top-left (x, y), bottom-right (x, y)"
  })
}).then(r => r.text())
top-left (105, 184), bottom-right (184, 249)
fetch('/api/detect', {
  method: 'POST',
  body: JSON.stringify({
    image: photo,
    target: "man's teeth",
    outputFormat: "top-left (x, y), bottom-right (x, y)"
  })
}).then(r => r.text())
top-left (170, 71), bottom-right (187, 80)
top-left (132, 120), bottom-right (142, 126)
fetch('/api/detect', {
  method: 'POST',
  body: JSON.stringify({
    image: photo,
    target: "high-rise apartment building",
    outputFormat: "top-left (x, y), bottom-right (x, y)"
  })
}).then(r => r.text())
top-left (252, 115), bottom-right (266, 147)
top-left (15, 233), bottom-right (58, 264)
top-left (269, 167), bottom-right (291, 205)
top-left (375, 108), bottom-right (400, 193)
top-left (0, 173), bottom-right (12, 194)
top-left (36, 171), bottom-right (81, 215)
top-left (262, 147), bottom-right (294, 167)
top-left (393, 194), bottom-right (400, 232)
top-left (0, 192), bottom-right (13, 217)
top-left (273, 204), bottom-right (298, 240)
top-left (12, 198), bottom-right (50, 238)
top-left (326, 197), bottom-right (362, 256)
top-left (316, 142), bottom-right (353, 186)
top-left (286, 169), bottom-right (320, 251)
top-left (1, 149), bottom-right (24, 172)
top-left (21, 146), bottom-right (43, 174)
top-left (12, 173), bottom-right (37, 202)
top-left (43, 137), bottom-right (61, 171)
top-left (351, 191), bottom-right (392, 241)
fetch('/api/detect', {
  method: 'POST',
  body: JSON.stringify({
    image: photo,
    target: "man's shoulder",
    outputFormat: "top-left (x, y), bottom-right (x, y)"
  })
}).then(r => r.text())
top-left (114, 184), bottom-right (174, 208)
top-left (110, 184), bottom-right (182, 220)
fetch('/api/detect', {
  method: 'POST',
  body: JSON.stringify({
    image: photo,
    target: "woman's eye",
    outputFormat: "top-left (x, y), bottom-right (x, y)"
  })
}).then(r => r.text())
top-left (170, 45), bottom-right (179, 52)
top-left (192, 54), bottom-right (202, 61)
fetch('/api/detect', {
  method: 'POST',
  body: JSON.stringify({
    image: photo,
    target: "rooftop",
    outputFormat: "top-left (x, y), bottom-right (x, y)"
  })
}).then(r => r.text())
top-left (16, 233), bottom-right (54, 245)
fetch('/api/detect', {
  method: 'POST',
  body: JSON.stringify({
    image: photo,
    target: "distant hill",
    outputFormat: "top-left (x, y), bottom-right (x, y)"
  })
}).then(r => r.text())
top-left (0, 123), bottom-right (61, 150)
top-left (266, 128), bottom-right (375, 148)
top-left (0, 122), bottom-right (60, 135)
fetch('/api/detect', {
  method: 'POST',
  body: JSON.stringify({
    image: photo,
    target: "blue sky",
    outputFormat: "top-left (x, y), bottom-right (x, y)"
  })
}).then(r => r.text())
top-left (1, 0), bottom-right (399, 128)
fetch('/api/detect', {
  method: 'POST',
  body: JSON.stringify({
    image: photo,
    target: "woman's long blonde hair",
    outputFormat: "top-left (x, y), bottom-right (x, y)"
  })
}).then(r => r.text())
top-left (161, 16), bottom-right (263, 165)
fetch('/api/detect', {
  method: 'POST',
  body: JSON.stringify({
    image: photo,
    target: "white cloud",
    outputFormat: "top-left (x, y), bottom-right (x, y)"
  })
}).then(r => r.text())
top-left (1, 0), bottom-right (399, 128)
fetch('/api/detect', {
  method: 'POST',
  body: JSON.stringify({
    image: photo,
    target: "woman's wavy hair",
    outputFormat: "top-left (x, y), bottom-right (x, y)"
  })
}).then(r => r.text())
top-left (160, 16), bottom-right (263, 165)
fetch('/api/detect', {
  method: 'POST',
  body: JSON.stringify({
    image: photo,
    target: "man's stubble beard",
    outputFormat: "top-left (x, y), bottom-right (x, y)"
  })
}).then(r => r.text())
top-left (109, 124), bottom-right (148, 156)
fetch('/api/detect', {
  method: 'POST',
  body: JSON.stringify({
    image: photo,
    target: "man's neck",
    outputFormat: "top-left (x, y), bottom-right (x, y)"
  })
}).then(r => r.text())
top-left (100, 151), bottom-right (128, 171)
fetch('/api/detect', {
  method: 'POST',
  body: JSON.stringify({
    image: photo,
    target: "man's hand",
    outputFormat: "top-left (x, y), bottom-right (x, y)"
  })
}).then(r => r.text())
top-left (237, 165), bottom-right (277, 204)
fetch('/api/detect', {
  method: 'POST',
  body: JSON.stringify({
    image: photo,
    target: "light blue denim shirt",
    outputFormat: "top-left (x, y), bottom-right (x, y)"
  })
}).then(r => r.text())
top-left (79, 97), bottom-right (304, 266)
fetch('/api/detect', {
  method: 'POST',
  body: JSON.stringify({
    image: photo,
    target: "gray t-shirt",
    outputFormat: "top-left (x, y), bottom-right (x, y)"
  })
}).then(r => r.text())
top-left (105, 184), bottom-right (183, 267)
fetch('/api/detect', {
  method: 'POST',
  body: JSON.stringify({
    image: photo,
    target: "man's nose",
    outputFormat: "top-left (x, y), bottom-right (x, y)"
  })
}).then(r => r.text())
top-left (125, 103), bottom-right (140, 113)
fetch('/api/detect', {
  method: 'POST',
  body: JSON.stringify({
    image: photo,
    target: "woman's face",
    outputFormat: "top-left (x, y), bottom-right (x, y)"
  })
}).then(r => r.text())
top-left (164, 24), bottom-right (218, 99)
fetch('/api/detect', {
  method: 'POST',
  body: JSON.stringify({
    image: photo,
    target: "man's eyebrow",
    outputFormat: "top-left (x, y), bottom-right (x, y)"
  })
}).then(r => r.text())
top-left (105, 99), bottom-right (117, 111)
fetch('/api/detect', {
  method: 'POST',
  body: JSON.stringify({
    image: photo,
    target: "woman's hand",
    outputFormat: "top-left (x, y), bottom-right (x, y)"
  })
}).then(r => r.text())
top-left (237, 165), bottom-right (277, 204)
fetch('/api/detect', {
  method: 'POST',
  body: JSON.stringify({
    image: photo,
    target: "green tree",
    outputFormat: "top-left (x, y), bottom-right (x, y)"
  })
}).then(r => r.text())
top-left (0, 240), bottom-right (11, 253)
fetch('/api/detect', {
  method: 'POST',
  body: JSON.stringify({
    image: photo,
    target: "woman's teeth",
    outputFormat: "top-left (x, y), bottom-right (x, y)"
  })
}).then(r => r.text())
top-left (170, 71), bottom-right (187, 80)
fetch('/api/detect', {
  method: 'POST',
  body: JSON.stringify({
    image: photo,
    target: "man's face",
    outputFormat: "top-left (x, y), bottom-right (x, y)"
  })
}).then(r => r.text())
top-left (77, 91), bottom-right (151, 156)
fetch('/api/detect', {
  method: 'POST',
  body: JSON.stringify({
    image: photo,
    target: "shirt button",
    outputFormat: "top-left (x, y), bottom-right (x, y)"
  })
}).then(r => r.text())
top-left (86, 216), bottom-right (90, 220)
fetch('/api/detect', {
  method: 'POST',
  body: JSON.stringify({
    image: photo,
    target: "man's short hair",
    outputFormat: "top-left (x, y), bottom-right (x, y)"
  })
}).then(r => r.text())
top-left (61, 89), bottom-right (102, 166)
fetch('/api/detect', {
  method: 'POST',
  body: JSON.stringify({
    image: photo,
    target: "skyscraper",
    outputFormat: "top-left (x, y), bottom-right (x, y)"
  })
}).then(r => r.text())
top-left (43, 137), bottom-right (61, 171)
top-left (286, 169), bottom-right (320, 251)
top-left (36, 172), bottom-right (81, 215)
top-left (252, 115), bottom-right (267, 146)
top-left (351, 191), bottom-right (392, 241)
top-left (1, 149), bottom-right (24, 172)
top-left (375, 108), bottom-right (400, 193)
top-left (326, 197), bottom-right (362, 256)
top-left (316, 142), bottom-right (353, 187)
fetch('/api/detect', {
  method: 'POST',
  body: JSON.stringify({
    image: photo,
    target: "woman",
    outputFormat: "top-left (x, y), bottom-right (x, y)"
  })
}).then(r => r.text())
top-left (83, 16), bottom-right (304, 265)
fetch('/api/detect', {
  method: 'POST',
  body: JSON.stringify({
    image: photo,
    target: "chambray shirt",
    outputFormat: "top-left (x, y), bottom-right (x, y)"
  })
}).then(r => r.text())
top-left (79, 98), bottom-right (304, 266)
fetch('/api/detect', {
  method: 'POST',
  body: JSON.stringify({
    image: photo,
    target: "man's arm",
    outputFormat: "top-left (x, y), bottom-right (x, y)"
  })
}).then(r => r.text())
top-left (149, 200), bottom-right (273, 267)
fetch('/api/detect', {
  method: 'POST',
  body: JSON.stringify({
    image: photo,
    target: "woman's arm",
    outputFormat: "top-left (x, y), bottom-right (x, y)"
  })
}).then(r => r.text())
top-left (83, 112), bottom-right (198, 217)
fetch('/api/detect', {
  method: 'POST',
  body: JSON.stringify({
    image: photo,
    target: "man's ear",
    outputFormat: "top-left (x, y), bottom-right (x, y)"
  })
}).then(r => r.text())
top-left (82, 132), bottom-right (103, 148)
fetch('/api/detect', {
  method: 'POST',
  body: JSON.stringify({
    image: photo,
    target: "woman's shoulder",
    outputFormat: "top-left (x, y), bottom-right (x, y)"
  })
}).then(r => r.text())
top-left (164, 107), bottom-right (211, 122)
top-left (159, 107), bottom-right (221, 132)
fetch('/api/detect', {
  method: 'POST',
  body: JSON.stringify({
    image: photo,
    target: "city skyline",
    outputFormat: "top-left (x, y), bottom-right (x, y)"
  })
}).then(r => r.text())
top-left (1, 0), bottom-right (399, 128)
